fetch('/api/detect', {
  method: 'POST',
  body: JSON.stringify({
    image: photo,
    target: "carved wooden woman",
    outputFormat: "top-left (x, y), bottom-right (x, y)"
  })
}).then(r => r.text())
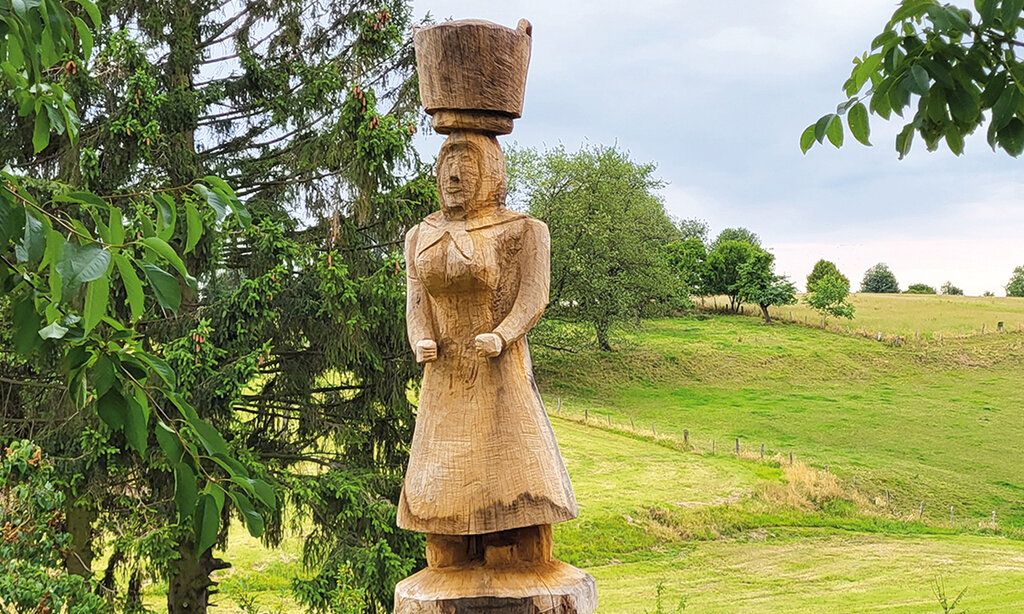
top-left (394, 18), bottom-right (595, 612)
top-left (398, 130), bottom-right (578, 543)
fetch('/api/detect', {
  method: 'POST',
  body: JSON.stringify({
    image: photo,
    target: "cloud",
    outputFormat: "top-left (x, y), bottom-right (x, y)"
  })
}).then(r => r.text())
top-left (411, 0), bottom-right (1024, 297)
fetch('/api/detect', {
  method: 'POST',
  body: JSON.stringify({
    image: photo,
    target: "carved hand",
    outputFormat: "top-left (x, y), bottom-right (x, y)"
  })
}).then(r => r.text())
top-left (474, 333), bottom-right (504, 358)
top-left (415, 339), bottom-right (438, 363)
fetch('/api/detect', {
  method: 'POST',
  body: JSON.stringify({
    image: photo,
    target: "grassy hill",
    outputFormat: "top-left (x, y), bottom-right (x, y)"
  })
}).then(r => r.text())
top-left (761, 292), bottom-right (1024, 338)
top-left (155, 310), bottom-right (1024, 612)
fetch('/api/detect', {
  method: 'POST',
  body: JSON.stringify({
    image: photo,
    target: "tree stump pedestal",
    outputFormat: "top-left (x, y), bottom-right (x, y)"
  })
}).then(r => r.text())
top-left (394, 560), bottom-right (597, 614)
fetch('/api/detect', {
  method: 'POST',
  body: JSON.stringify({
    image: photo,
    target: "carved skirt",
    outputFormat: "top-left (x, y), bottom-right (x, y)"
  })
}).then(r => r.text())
top-left (397, 336), bottom-right (578, 535)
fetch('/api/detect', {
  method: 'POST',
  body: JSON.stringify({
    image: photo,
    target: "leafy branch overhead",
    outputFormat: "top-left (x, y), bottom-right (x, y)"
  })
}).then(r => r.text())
top-left (1, 0), bottom-right (271, 558)
top-left (803, 0), bottom-right (1024, 158)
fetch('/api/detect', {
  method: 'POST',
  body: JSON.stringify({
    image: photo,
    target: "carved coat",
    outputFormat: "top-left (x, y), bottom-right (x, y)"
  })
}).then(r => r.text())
top-left (397, 207), bottom-right (578, 535)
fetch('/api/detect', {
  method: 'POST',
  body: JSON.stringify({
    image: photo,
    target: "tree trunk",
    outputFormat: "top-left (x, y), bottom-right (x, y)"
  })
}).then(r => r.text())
top-left (595, 323), bottom-right (612, 352)
top-left (760, 303), bottom-right (772, 324)
top-left (167, 543), bottom-right (230, 614)
top-left (63, 501), bottom-right (96, 577)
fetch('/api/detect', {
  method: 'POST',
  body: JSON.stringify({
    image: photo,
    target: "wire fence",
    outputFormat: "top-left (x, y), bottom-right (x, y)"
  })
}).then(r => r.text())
top-left (548, 396), bottom-right (1008, 534)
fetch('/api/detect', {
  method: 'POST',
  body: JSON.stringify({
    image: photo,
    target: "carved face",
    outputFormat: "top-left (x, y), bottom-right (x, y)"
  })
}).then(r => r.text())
top-left (437, 132), bottom-right (506, 217)
top-left (438, 142), bottom-right (481, 214)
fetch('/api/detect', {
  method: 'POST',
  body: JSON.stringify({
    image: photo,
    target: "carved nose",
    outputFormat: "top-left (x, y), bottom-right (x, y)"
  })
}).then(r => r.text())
top-left (449, 175), bottom-right (460, 184)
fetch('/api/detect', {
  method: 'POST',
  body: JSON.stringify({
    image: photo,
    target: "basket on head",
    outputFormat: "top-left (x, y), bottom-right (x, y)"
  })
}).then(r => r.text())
top-left (413, 18), bottom-right (533, 135)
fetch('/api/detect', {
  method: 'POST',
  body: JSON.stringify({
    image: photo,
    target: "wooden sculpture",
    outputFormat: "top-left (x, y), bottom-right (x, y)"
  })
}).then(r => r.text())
top-left (393, 18), bottom-right (598, 614)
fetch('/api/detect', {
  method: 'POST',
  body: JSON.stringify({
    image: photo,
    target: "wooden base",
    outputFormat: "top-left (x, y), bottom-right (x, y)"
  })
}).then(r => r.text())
top-left (394, 560), bottom-right (597, 613)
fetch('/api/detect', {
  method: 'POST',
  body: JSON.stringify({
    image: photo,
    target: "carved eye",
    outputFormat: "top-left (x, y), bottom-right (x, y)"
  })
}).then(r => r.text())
top-left (449, 175), bottom-right (460, 184)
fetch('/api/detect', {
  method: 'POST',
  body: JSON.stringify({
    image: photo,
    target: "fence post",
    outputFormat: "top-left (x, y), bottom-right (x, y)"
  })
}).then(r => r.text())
top-left (683, 429), bottom-right (689, 446)
top-left (992, 510), bottom-right (998, 526)
top-left (885, 489), bottom-right (891, 509)
top-left (918, 501), bottom-right (925, 520)
top-left (556, 397), bottom-right (561, 414)
top-left (629, 417), bottom-right (635, 430)
top-left (760, 443), bottom-right (764, 459)
top-left (652, 424), bottom-right (657, 437)
top-left (584, 408), bottom-right (588, 423)
top-left (789, 451), bottom-right (793, 465)
top-left (734, 438), bottom-right (740, 455)
top-left (712, 440), bottom-right (716, 455)
top-left (949, 505), bottom-right (955, 527)
top-left (607, 415), bottom-right (612, 426)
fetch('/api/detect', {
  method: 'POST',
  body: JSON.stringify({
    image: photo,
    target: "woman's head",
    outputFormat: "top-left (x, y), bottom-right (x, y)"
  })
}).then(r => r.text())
top-left (437, 132), bottom-right (506, 218)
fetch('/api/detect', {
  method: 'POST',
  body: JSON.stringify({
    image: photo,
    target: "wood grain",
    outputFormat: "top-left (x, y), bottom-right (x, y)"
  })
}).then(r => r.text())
top-left (396, 17), bottom-right (595, 613)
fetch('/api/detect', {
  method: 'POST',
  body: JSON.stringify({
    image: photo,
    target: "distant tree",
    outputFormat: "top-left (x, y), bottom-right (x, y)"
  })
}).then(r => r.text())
top-left (705, 240), bottom-right (759, 312)
top-left (803, 0), bottom-right (1024, 159)
top-left (676, 218), bottom-right (710, 242)
top-left (983, 291), bottom-right (996, 297)
top-left (861, 263), bottom-right (900, 293)
top-left (666, 237), bottom-right (708, 296)
top-left (906, 283), bottom-right (937, 294)
top-left (511, 144), bottom-right (686, 351)
top-left (737, 249), bottom-right (797, 324)
top-left (807, 259), bottom-right (849, 291)
top-left (712, 227), bottom-right (761, 248)
top-left (806, 274), bottom-right (856, 320)
top-left (941, 282), bottom-right (965, 296)
top-left (1007, 266), bottom-right (1024, 297)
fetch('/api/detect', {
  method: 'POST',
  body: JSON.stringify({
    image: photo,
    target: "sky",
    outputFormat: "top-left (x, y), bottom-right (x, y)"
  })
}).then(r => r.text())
top-left (408, 0), bottom-right (1023, 295)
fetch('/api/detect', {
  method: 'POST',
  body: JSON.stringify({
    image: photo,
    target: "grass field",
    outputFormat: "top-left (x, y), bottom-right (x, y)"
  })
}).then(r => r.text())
top-left (143, 307), bottom-right (1024, 612)
top-left (537, 316), bottom-right (1024, 532)
top-left (758, 292), bottom-right (1024, 338)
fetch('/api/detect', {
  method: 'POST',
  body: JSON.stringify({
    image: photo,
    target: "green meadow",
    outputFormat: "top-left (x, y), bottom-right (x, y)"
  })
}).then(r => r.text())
top-left (158, 300), bottom-right (1024, 612)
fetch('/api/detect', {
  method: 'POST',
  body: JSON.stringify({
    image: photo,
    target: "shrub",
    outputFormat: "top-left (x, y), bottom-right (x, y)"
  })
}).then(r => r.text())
top-left (861, 263), bottom-right (900, 293)
top-left (905, 283), bottom-right (936, 294)
top-left (941, 282), bottom-right (964, 296)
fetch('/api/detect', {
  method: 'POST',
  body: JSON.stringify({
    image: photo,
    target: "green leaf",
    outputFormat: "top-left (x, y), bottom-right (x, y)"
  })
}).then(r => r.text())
top-left (12, 297), bottom-right (42, 355)
top-left (38, 321), bottom-right (69, 340)
top-left (55, 191), bottom-right (107, 208)
top-left (141, 236), bottom-right (193, 286)
top-left (1003, 0), bottom-right (1024, 32)
top-left (83, 269), bottom-right (110, 333)
top-left (228, 491), bottom-right (265, 537)
top-left (194, 185), bottom-right (230, 223)
top-left (12, 0), bottom-right (42, 16)
top-left (75, 0), bottom-right (101, 28)
top-left (992, 83), bottom-right (1019, 130)
top-left (91, 355), bottom-right (116, 396)
top-left (813, 114), bottom-right (835, 144)
top-left (977, 0), bottom-right (998, 24)
top-left (156, 421), bottom-right (185, 464)
top-left (908, 65), bottom-right (930, 95)
top-left (125, 392), bottom-right (150, 454)
top-left (847, 102), bottom-right (871, 145)
top-left (184, 201), bottom-right (203, 254)
top-left (826, 114), bottom-right (844, 147)
top-left (73, 16), bottom-right (93, 60)
top-left (945, 125), bottom-right (965, 155)
top-left (141, 262), bottom-right (182, 312)
top-left (799, 124), bottom-right (817, 154)
top-left (32, 110), bottom-right (51, 153)
top-left (0, 195), bottom-right (26, 246)
top-left (896, 123), bottom-right (915, 159)
top-left (108, 206), bottom-right (124, 245)
top-left (17, 212), bottom-right (45, 264)
top-left (96, 389), bottom-right (127, 430)
top-left (114, 254), bottom-right (145, 322)
top-left (57, 242), bottom-right (110, 292)
top-left (137, 351), bottom-right (176, 387)
top-left (155, 194), bottom-right (176, 241)
top-left (189, 417), bottom-right (229, 456)
top-left (251, 479), bottom-right (276, 510)
top-left (194, 493), bottom-right (220, 555)
top-left (174, 463), bottom-right (199, 522)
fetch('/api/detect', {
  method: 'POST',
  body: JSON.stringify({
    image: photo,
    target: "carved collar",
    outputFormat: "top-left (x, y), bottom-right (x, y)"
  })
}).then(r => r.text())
top-left (416, 209), bottom-right (526, 258)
